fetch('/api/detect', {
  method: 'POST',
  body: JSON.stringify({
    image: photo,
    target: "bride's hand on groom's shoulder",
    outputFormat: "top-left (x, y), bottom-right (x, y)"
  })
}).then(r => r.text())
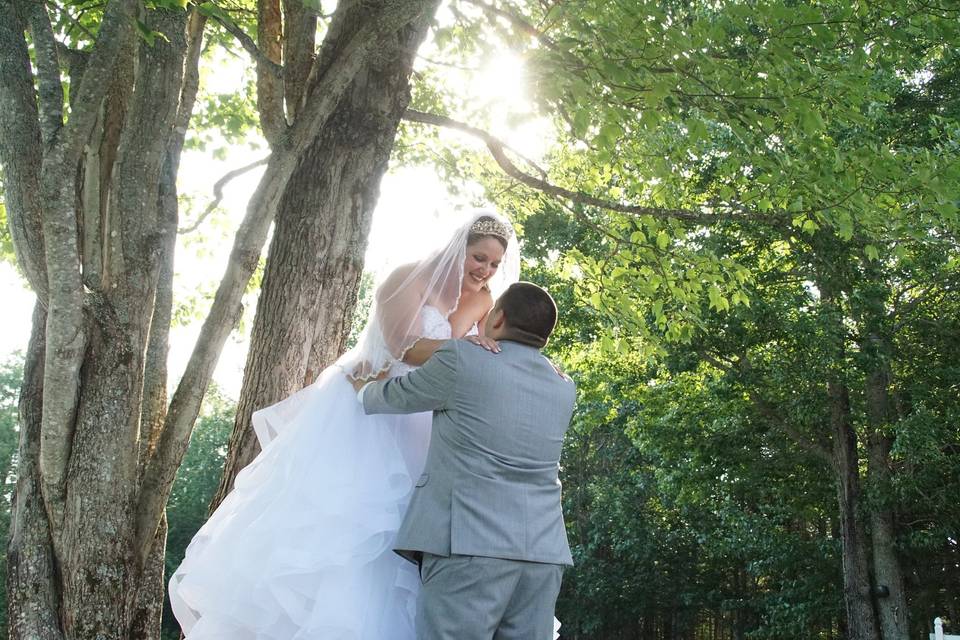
top-left (464, 335), bottom-right (501, 353)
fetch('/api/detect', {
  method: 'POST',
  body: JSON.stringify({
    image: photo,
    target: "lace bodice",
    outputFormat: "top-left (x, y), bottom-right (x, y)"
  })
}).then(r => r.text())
top-left (420, 305), bottom-right (455, 341)
top-left (390, 306), bottom-right (476, 376)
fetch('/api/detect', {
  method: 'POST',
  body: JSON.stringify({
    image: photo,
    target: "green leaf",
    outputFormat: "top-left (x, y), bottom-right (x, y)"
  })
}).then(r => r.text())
top-left (650, 80), bottom-right (672, 102)
top-left (656, 230), bottom-right (670, 250)
top-left (801, 219), bottom-right (819, 235)
top-left (801, 108), bottom-right (824, 135)
top-left (197, 1), bottom-right (234, 23)
top-left (150, 0), bottom-right (188, 10)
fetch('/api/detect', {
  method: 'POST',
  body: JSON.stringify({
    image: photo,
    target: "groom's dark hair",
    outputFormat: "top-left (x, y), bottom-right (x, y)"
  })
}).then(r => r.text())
top-left (495, 282), bottom-right (558, 348)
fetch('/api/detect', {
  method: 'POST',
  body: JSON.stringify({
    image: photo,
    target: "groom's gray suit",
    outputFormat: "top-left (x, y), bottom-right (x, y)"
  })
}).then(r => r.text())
top-left (361, 337), bottom-right (575, 640)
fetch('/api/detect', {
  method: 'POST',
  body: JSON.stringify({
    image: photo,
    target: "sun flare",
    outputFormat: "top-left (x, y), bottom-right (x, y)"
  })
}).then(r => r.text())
top-left (471, 51), bottom-right (529, 105)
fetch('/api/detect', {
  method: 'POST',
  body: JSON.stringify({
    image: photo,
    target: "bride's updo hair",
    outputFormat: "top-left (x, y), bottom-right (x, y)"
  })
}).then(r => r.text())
top-left (467, 215), bottom-right (512, 251)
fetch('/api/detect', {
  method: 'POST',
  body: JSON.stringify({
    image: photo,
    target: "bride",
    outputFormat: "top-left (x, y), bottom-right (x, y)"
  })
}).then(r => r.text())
top-left (169, 210), bottom-right (520, 639)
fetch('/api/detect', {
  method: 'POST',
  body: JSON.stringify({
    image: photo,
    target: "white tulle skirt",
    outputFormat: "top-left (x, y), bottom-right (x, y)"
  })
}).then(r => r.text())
top-left (169, 366), bottom-right (430, 639)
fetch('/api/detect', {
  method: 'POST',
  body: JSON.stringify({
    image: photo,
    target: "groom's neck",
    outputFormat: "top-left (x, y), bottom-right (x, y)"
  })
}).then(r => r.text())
top-left (491, 326), bottom-right (546, 349)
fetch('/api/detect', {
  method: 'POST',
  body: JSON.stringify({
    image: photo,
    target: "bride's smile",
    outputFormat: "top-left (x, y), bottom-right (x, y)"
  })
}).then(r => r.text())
top-left (463, 236), bottom-right (506, 293)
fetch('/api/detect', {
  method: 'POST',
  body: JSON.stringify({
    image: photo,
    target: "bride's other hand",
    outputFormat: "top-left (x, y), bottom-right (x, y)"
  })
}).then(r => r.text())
top-left (346, 365), bottom-right (387, 392)
top-left (464, 335), bottom-right (501, 353)
top-left (348, 374), bottom-right (367, 393)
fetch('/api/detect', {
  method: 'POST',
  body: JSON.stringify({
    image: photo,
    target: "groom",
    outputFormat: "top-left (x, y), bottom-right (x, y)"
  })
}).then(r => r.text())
top-left (354, 282), bottom-right (575, 639)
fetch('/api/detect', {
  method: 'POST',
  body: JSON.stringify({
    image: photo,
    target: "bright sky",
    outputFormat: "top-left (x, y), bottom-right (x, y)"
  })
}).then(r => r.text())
top-left (0, 7), bottom-right (554, 398)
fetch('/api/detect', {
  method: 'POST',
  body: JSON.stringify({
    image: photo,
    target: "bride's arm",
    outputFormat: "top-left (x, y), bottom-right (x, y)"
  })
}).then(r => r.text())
top-left (449, 288), bottom-right (494, 338)
top-left (401, 338), bottom-right (447, 366)
top-left (398, 286), bottom-right (498, 366)
top-left (451, 290), bottom-right (501, 353)
top-left (402, 298), bottom-right (495, 365)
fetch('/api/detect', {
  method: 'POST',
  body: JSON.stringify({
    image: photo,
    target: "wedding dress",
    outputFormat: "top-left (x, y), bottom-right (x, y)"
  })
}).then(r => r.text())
top-left (169, 305), bottom-right (461, 639)
top-left (169, 210), bottom-right (561, 639)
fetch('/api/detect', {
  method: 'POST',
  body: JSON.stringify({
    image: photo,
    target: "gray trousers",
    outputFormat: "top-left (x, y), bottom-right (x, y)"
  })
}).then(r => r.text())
top-left (416, 553), bottom-right (563, 640)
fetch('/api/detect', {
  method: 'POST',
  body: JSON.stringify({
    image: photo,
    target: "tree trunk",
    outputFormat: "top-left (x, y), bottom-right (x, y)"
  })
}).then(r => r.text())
top-left (3, 4), bottom-right (200, 636)
top-left (817, 274), bottom-right (882, 640)
top-left (865, 354), bottom-right (909, 640)
top-left (3, 0), bottom-right (436, 635)
top-left (829, 376), bottom-right (881, 640)
top-left (211, 0), bottom-right (441, 505)
top-left (0, 0), bottom-right (47, 295)
top-left (132, 15), bottom-right (204, 640)
top-left (52, 7), bottom-right (191, 634)
top-left (127, 516), bottom-right (168, 640)
top-left (6, 303), bottom-right (61, 640)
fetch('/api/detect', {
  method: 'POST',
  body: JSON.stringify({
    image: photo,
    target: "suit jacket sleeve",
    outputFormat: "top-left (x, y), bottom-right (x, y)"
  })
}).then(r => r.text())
top-left (361, 341), bottom-right (459, 415)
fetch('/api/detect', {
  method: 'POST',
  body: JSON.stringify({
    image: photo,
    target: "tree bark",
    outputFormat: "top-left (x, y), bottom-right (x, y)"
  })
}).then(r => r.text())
top-left (4, 3), bottom-right (202, 636)
top-left (6, 303), bottom-right (61, 640)
top-left (211, 0), bottom-right (441, 505)
top-left (3, 0), bottom-right (439, 635)
top-left (0, 0), bottom-right (47, 295)
top-left (818, 276), bottom-right (881, 640)
top-left (127, 17), bottom-right (204, 640)
top-left (141, 8), bottom-right (206, 468)
top-left (257, 0), bottom-right (286, 143)
top-left (127, 515), bottom-right (168, 640)
top-left (281, 0), bottom-right (315, 120)
top-left (829, 376), bottom-right (880, 640)
top-left (51, 8), bottom-right (190, 635)
top-left (864, 344), bottom-right (909, 640)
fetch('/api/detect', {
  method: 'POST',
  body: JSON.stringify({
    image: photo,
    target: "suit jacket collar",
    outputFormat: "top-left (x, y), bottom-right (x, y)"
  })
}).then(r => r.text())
top-left (496, 329), bottom-right (547, 349)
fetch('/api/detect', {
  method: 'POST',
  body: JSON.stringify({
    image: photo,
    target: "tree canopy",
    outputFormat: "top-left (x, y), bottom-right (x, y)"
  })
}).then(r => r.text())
top-left (1, 0), bottom-right (957, 638)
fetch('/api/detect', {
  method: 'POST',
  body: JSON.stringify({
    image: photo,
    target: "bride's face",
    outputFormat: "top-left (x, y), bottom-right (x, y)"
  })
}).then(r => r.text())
top-left (462, 237), bottom-right (506, 293)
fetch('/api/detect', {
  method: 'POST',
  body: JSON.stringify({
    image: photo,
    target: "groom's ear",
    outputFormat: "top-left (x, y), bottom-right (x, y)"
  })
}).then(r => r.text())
top-left (491, 307), bottom-right (506, 329)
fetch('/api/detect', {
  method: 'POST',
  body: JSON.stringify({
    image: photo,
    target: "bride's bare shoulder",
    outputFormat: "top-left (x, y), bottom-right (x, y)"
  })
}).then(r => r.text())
top-left (474, 287), bottom-right (494, 312)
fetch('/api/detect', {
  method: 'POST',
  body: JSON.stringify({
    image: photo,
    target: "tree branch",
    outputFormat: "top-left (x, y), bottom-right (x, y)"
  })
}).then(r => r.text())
top-left (51, 1), bottom-right (97, 41)
top-left (55, 40), bottom-right (88, 72)
top-left (38, 0), bottom-right (138, 535)
top-left (135, 0), bottom-right (436, 562)
top-left (733, 353), bottom-right (834, 467)
top-left (139, 7), bottom-right (207, 475)
top-left (55, 0), bottom-right (136, 164)
top-left (0, 0), bottom-right (48, 296)
top-left (748, 389), bottom-right (834, 467)
top-left (178, 156), bottom-right (269, 234)
top-left (176, 9), bottom-right (206, 132)
top-left (403, 108), bottom-right (720, 223)
top-left (255, 0), bottom-right (286, 144)
top-left (281, 0), bottom-right (316, 121)
top-left (462, 0), bottom-right (557, 49)
top-left (208, 7), bottom-right (283, 79)
top-left (25, 0), bottom-right (64, 144)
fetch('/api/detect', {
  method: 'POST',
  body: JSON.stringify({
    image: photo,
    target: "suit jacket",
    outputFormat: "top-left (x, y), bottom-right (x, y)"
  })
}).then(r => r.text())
top-left (362, 338), bottom-right (575, 566)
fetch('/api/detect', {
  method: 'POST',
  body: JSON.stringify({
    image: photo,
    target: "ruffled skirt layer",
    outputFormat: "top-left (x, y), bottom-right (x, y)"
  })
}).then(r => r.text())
top-left (169, 367), bottom-right (430, 639)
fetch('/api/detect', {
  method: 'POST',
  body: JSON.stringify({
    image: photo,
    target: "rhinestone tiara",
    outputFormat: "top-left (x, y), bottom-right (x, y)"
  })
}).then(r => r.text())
top-left (470, 217), bottom-right (514, 241)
